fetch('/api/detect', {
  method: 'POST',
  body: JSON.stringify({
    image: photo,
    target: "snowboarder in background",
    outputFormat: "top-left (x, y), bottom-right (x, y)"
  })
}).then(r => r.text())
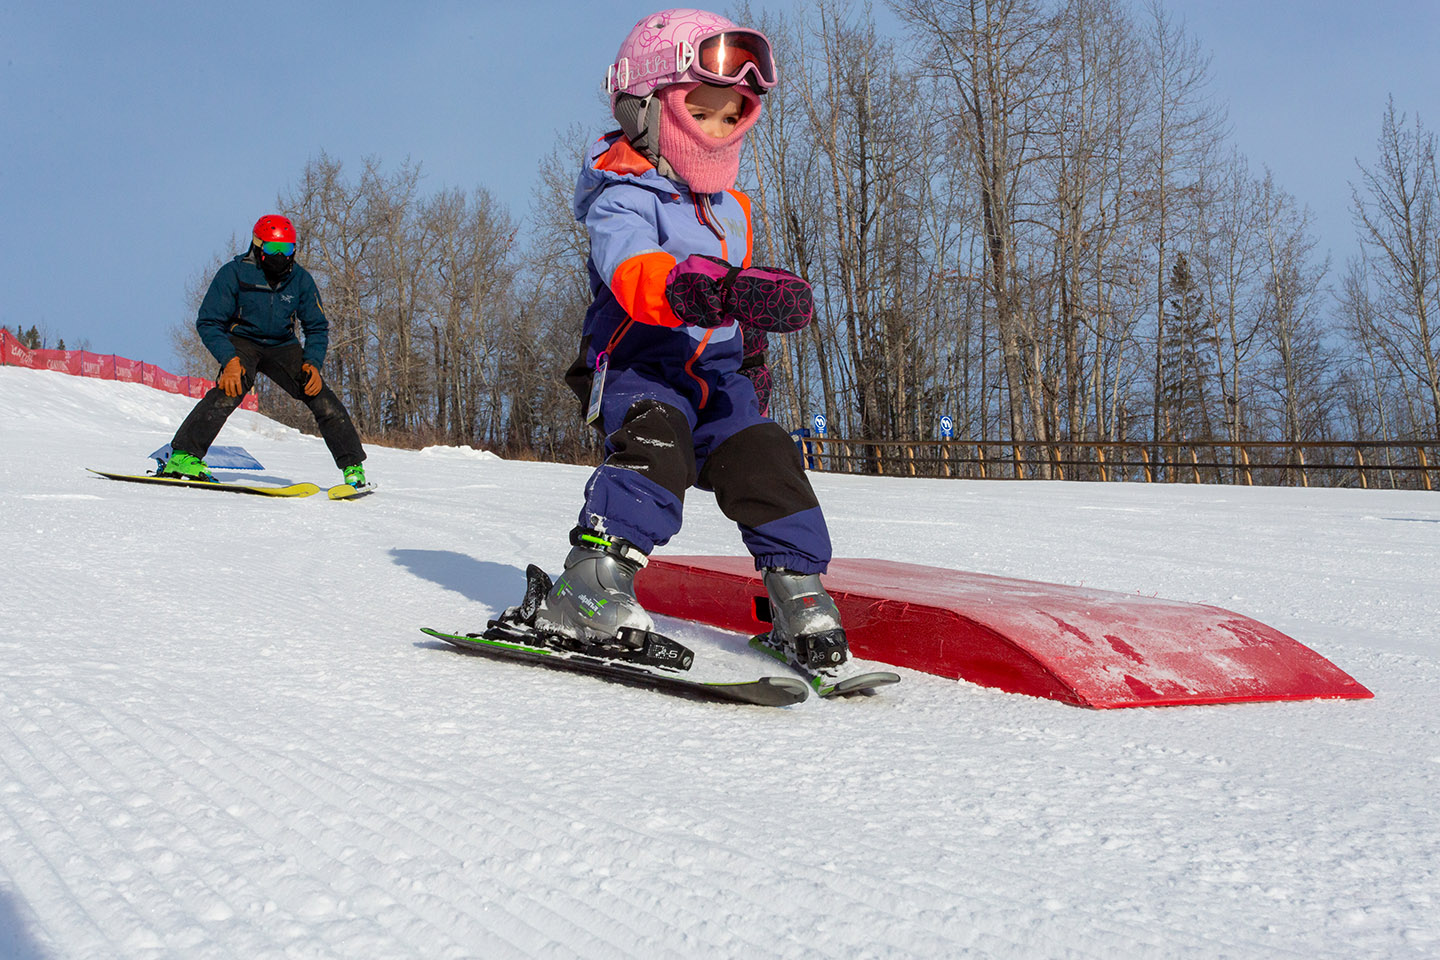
top-left (160, 215), bottom-right (367, 490)
top-left (503, 8), bottom-right (865, 690)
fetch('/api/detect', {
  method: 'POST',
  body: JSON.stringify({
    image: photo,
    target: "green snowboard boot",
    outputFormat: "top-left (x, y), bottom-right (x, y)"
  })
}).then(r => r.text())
top-left (158, 450), bottom-right (215, 482)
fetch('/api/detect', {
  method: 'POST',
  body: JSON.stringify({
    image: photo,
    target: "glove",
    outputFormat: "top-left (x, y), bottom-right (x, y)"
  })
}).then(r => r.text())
top-left (299, 362), bottom-right (323, 397)
top-left (739, 325), bottom-right (772, 417)
top-left (217, 357), bottom-right (245, 397)
top-left (740, 323), bottom-right (769, 361)
top-left (665, 255), bottom-right (815, 332)
top-left (740, 355), bottom-right (773, 417)
top-left (665, 255), bottom-right (728, 327)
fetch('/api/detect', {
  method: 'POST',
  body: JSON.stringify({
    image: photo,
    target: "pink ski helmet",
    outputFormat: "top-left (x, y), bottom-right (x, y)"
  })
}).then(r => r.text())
top-left (605, 8), bottom-right (777, 107)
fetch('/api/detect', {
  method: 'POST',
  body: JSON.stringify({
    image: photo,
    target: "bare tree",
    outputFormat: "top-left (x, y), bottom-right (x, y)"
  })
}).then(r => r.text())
top-left (170, 240), bottom-right (243, 377)
top-left (1137, 0), bottom-right (1223, 463)
top-left (1253, 173), bottom-right (1332, 453)
top-left (509, 127), bottom-right (606, 461)
top-left (1023, 0), bottom-right (1154, 466)
top-left (893, 0), bottom-right (1069, 479)
top-left (1189, 149), bottom-right (1266, 450)
top-left (421, 187), bottom-right (518, 444)
top-left (284, 153), bottom-right (381, 428)
top-left (1349, 99), bottom-right (1440, 434)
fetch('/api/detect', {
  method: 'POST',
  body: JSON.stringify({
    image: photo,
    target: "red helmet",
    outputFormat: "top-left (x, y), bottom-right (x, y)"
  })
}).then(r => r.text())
top-left (252, 214), bottom-right (297, 245)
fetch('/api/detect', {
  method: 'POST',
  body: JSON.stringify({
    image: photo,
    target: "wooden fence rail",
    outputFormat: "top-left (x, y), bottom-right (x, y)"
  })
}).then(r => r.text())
top-left (793, 437), bottom-right (1439, 491)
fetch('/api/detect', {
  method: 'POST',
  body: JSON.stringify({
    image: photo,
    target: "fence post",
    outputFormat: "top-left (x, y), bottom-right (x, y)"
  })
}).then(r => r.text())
top-left (1095, 445), bottom-right (1108, 482)
top-left (1417, 445), bottom-right (1433, 492)
top-left (1138, 447), bottom-right (1153, 483)
top-left (1354, 446), bottom-right (1368, 489)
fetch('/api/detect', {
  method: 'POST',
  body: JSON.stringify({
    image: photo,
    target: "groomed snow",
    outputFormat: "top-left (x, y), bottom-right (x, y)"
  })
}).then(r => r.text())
top-left (1, 365), bottom-right (1437, 959)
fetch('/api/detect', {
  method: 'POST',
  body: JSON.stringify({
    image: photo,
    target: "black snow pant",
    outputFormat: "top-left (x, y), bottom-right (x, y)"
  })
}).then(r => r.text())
top-left (172, 338), bottom-right (365, 469)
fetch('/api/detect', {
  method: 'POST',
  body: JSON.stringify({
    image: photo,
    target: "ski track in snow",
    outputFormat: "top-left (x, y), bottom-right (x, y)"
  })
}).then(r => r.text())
top-left (1, 366), bottom-right (1438, 959)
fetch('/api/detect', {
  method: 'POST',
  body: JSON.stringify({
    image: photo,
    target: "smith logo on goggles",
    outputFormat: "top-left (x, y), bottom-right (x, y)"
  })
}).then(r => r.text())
top-left (607, 29), bottom-right (777, 96)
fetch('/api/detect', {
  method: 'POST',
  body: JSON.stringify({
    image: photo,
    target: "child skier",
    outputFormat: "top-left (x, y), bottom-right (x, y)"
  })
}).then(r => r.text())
top-left (496, 8), bottom-right (882, 693)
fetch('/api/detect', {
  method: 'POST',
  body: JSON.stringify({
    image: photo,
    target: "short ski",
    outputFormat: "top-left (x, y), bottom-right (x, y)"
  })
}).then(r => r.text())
top-left (327, 483), bottom-right (375, 500)
top-left (87, 468), bottom-right (320, 498)
top-left (421, 626), bottom-right (809, 706)
top-left (750, 632), bottom-right (901, 697)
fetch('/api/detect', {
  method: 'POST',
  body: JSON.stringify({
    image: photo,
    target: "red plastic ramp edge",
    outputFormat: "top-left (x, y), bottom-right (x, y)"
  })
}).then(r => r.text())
top-left (634, 557), bottom-right (1374, 709)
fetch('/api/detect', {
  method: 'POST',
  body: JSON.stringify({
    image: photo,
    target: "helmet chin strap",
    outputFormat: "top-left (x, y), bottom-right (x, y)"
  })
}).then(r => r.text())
top-left (614, 93), bottom-right (671, 174)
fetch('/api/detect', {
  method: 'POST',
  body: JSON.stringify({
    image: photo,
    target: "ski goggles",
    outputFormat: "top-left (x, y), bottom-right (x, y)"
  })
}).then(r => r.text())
top-left (608, 28), bottom-right (777, 96)
top-left (259, 240), bottom-right (296, 256)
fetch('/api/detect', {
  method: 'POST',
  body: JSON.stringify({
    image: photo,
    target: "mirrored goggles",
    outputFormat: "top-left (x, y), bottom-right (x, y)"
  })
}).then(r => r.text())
top-left (692, 30), bottom-right (776, 90)
top-left (260, 241), bottom-right (296, 256)
top-left (607, 28), bottom-right (777, 95)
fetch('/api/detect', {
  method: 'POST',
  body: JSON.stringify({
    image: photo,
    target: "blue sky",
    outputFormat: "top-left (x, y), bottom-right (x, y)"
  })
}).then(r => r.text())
top-left (1167, 0), bottom-right (1438, 263)
top-left (2, 1), bottom-right (1437, 367)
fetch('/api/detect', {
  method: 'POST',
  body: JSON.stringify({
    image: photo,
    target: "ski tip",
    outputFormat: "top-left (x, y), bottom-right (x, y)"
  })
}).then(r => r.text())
top-left (817, 672), bottom-right (902, 698)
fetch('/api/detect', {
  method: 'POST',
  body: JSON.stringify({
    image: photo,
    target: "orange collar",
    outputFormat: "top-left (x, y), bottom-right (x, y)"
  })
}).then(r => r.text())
top-left (593, 136), bottom-right (655, 177)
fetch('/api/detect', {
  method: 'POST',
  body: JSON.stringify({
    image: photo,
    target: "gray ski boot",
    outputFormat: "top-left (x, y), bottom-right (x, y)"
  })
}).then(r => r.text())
top-left (750, 568), bottom-right (900, 696)
top-left (535, 529), bottom-right (657, 649)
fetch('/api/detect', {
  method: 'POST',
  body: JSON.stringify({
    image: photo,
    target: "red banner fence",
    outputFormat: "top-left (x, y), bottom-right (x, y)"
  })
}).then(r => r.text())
top-left (0, 328), bottom-right (258, 410)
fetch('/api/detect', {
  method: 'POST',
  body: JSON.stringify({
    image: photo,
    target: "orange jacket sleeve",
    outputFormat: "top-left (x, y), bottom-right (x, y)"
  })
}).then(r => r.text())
top-left (609, 251), bottom-right (685, 328)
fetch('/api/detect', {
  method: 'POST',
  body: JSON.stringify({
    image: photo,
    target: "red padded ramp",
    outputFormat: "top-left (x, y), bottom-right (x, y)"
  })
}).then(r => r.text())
top-left (634, 557), bottom-right (1373, 708)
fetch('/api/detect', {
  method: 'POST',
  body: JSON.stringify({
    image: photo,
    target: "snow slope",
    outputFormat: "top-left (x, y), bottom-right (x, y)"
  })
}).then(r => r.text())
top-left (1, 365), bottom-right (1437, 959)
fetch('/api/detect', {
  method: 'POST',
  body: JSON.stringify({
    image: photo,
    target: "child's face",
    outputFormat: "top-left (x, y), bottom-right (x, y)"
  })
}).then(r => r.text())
top-left (684, 84), bottom-right (747, 139)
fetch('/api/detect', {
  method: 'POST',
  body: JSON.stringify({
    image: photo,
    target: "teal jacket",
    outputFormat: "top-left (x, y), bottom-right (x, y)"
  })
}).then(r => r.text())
top-left (195, 252), bottom-right (329, 368)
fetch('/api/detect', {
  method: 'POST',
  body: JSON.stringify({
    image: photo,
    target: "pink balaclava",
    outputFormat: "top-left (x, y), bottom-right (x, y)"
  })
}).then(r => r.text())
top-left (657, 82), bottom-right (762, 195)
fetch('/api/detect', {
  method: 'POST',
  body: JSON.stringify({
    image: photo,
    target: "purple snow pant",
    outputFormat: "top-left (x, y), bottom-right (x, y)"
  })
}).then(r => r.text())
top-left (579, 362), bottom-right (832, 574)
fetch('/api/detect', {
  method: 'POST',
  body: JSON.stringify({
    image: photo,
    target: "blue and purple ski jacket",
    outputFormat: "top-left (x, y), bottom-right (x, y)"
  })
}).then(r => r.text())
top-left (567, 134), bottom-right (833, 572)
top-left (573, 133), bottom-right (752, 406)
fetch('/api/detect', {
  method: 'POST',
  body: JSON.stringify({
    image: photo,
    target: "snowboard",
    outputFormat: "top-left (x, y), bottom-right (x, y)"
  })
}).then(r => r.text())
top-left (87, 468), bottom-right (320, 497)
top-left (421, 626), bottom-right (810, 707)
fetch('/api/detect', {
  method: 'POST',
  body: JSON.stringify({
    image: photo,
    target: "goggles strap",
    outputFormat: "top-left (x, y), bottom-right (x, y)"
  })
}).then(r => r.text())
top-left (607, 58), bottom-right (632, 95)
